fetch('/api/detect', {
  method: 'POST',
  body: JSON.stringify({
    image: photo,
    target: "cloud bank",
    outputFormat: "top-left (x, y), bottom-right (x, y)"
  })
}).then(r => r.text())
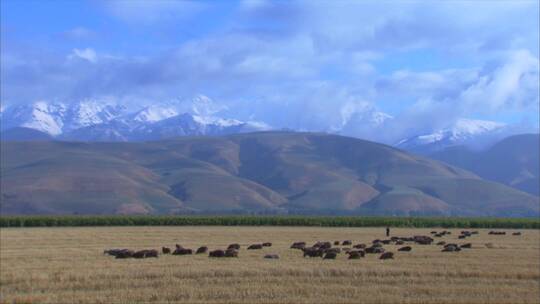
top-left (1, 0), bottom-right (538, 143)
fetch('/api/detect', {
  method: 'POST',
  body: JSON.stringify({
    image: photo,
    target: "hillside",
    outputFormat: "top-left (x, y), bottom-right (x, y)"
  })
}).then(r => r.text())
top-left (431, 134), bottom-right (539, 196)
top-left (1, 132), bottom-right (538, 216)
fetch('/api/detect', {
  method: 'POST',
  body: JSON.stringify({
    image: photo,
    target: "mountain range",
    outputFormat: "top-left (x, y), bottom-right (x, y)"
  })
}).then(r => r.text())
top-left (1, 98), bottom-right (526, 151)
top-left (0, 96), bottom-right (270, 141)
top-left (1, 132), bottom-right (538, 216)
top-left (430, 134), bottom-right (539, 196)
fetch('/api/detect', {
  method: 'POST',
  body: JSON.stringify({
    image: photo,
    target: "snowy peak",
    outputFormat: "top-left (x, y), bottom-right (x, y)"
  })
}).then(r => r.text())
top-left (130, 105), bottom-right (179, 123)
top-left (397, 118), bottom-right (508, 153)
top-left (1, 101), bottom-right (66, 135)
top-left (1, 99), bottom-right (128, 135)
top-left (64, 100), bottom-right (127, 131)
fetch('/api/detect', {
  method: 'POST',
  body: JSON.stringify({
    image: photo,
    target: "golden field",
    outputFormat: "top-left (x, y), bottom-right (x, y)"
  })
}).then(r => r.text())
top-left (0, 226), bottom-right (539, 304)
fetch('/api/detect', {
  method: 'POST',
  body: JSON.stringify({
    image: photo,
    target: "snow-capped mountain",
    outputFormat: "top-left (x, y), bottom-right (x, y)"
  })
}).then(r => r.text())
top-left (396, 118), bottom-right (509, 153)
top-left (0, 99), bottom-right (127, 135)
top-left (1, 95), bottom-right (271, 141)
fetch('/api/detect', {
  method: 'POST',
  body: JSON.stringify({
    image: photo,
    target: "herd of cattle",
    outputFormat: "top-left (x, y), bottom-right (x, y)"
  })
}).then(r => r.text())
top-left (103, 230), bottom-right (520, 260)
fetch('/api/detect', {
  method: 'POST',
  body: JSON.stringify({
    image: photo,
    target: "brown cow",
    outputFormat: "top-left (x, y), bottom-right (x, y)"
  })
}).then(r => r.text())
top-left (162, 247), bottom-right (171, 254)
top-left (342, 240), bottom-right (352, 246)
top-left (460, 243), bottom-right (472, 249)
top-left (303, 247), bottom-right (324, 258)
top-left (365, 246), bottom-right (385, 254)
top-left (209, 250), bottom-right (225, 257)
top-left (398, 246), bottom-right (412, 252)
top-left (323, 252), bottom-right (337, 259)
top-left (290, 242), bottom-right (306, 249)
top-left (113, 249), bottom-right (134, 259)
top-left (228, 244), bottom-right (240, 250)
top-left (196, 246), bottom-right (208, 254)
top-left (379, 252), bottom-right (394, 260)
top-left (264, 254), bottom-right (280, 259)
top-left (262, 242), bottom-right (272, 247)
top-left (224, 249), bottom-right (238, 257)
top-left (247, 244), bottom-right (263, 250)
top-left (173, 248), bottom-right (193, 255)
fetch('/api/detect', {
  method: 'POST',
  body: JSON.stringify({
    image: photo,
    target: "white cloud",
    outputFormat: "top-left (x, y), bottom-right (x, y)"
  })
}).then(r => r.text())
top-left (69, 48), bottom-right (97, 63)
top-left (460, 50), bottom-right (539, 112)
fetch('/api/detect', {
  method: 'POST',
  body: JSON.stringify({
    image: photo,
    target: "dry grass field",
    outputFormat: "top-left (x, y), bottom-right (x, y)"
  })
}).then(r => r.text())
top-left (1, 226), bottom-right (539, 304)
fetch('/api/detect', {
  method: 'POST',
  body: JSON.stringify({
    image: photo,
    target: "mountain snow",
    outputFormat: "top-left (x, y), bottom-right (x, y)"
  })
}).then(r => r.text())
top-left (0, 95), bottom-right (271, 141)
top-left (1, 97), bottom-right (513, 147)
top-left (396, 118), bottom-right (508, 152)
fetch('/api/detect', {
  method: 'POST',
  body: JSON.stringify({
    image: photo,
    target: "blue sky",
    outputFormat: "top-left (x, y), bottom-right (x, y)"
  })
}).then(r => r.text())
top-left (1, 0), bottom-right (539, 140)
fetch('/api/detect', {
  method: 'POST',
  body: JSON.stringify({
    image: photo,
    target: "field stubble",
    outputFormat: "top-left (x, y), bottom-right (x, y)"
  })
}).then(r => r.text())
top-left (0, 226), bottom-right (539, 304)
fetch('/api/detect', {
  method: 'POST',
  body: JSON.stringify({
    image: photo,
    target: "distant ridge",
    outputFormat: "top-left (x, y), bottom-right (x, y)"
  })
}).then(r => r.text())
top-left (1, 132), bottom-right (537, 217)
top-left (431, 134), bottom-right (540, 196)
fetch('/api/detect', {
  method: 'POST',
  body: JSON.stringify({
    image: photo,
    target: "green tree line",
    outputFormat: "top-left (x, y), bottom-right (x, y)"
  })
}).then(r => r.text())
top-left (1, 216), bottom-right (538, 228)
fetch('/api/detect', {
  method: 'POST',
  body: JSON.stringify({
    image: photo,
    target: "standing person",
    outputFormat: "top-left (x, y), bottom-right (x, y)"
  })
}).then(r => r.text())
top-left (386, 226), bottom-right (390, 237)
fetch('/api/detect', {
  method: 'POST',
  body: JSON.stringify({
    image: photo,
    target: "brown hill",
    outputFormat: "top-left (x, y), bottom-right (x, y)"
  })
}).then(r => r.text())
top-left (1, 132), bottom-right (538, 216)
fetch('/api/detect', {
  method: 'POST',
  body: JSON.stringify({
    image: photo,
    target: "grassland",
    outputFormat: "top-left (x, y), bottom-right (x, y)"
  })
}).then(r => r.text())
top-left (1, 226), bottom-right (539, 304)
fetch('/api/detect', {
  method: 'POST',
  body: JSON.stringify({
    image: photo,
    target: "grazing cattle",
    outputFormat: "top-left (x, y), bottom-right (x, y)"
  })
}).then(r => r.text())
top-left (342, 240), bottom-right (352, 246)
top-left (133, 250), bottom-right (157, 259)
top-left (379, 252), bottom-right (394, 260)
top-left (458, 235), bottom-right (467, 239)
top-left (303, 247), bottom-right (324, 258)
top-left (371, 242), bottom-right (383, 248)
top-left (353, 244), bottom-right (366, 249)
top-left (323, 252), bottom-right (337, 259)
top-left (326, 248), bottom-right (341, 254)
top-left (224, 249), bottom-right (238, 257)
top-left (145, 249), bottom-right (159, 258)
top-left (262, 242), bottom-right (272, 247)
top-left (247, 244), bottom-right (263, 250)
top-left (436, 241), bottom-right (446, 246)
top-left (413, 236), bottom-right (433, 245)
top-left (104, 249), bottom-right (130, 257)
top-left (175, 244), bottom-right (183, 249)
top-left (196, 246), bottom-right (208, 254)
top-left (290, 242), bottom-right (306, 250)
top-left (442, 245), bottom-right (461, 252)
top-left (228, 244), bottom-right (240, 250)
top-left (395, 240), bottom-right (404, 245)
top-left (381, 240), bottom-right (392, 245)
top-left (398, 246), bottom-right (412, 252)
top-left (173, 248), bottom-right (193, 255)
top-left (313, 242), bottom-right (332, 249)
top-left (365, 246), bottom-right (385, 254)
top-left (348, 251), bottom-right (364, 259)
top-left (512, 232), bottom-right (522, 236)
top-left (334, 241), bottom-right (340, 246)
top-left (209, 250), bottom-right (225, 258)
top-left (264, 254), bottom-right (280, 259)
top-left (460, 243), bottom-right (472, 249)
top-left (489, 231), bottom-right (506, 235)
top-left (162, 247), bottom-right (171, 254)
top-left (112, 249), bottom-right (134, 259)
top-left (430, 231), bottom-right (437, 234)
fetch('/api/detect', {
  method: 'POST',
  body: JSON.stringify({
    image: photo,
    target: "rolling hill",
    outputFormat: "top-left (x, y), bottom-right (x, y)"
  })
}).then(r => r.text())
top-left (431, 134), bottom-right (539, 196)
top-left (1, 132), bottom-right (538, 216)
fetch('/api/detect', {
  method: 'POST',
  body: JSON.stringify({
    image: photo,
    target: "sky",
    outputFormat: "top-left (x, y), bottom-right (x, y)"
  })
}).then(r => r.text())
top-left (1, 0), bottom-right (539, 142)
